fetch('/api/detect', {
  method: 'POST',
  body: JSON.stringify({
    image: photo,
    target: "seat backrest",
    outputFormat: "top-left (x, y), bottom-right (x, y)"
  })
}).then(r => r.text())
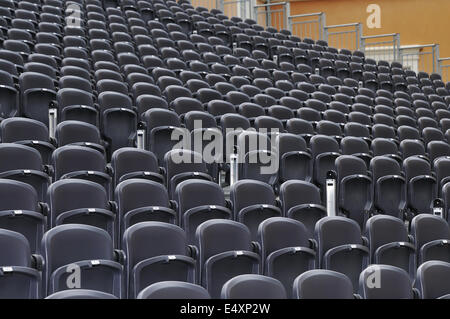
top-left (42, 224), bottom-right (114, 275)
top-left (123, 222), bottom-right (187, 270)
top-left (196, 219), bottom-right (252, 267)
top-left (411, 214), bottom-right (450, 249)
top-left (280, 180), bottom-right (322, 210)
top-left (174, 179), bottom-right (225, 215)
top-left (0, 143), bottom-right (43, 172)
top-left (0, 117), bottom-right (49, 142)
top-left (0, 229), bottom-right (31, 267)
top-left (258, 217), bottom-right (310, 261)
top-left (48, 179), bottom-right (108, 221)
top-left (293, 269), bottom-right (354, 299)
top-left (416, 261), bottom-right (450, 299)
top-left (52, 145), bottom-right (106, 179)
top-left (230, 179), bottom-right (276, 218)
top-left (115, 179), bottom-right (170, 216)
top-left (137, 281), bottom-right (210, 299)
top-left (221, 274), bottom-right (286, 299)
top-left (315, 216), bottom-right (363, 257)
top-left (359, 265), bottom-right (414, 299)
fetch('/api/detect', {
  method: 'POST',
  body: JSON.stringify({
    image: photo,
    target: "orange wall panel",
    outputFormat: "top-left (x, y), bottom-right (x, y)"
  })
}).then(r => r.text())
top-left (289, 0), bottom-right (450, 58)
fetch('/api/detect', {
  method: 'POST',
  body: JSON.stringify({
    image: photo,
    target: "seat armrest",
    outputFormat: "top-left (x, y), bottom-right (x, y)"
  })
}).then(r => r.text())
top-left (31, 254), bottom-right (44, 271)
top-left (39, 202), bottom-right (49, 216)
top-left (108, 201), bottom-right (118, 213)
top-left (188, 245), bottom-right (198, 259)
top-left (114, 249), bottom-right (126, 264)
top-left (252, 241), bottom-right (261, 255)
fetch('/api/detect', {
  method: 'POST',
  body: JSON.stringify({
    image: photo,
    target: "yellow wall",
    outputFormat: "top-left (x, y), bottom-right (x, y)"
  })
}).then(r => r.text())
top-left (290, 0), bottom-right (450, 58)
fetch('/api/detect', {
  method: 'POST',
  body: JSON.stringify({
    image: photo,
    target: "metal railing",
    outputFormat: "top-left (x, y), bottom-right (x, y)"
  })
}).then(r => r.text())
top-left (439, 57), bottom-right (450, 83)
top-left (217, 0), bottom-right (252, 20)
top-left (361, 33), bottom-right (400, 63)
top-left (190, 0), bottom-right (217, 11)
top-left (400, 44), bottom-right (439, 74)
top-left (324, 23), bottom-right (362, 51)
top-left (288, 12), bottom-right (326, 41)
top-left (254, 1), bottom-right (290, 30)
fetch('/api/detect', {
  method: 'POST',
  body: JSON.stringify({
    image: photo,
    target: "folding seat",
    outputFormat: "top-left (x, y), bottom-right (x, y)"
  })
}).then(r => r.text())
top-left (373, 113), bottom-right (395, 127)
top-left (97, 91), bottom-right (137, 155)
top-left (408, 84), bottom-right (422, 95)
top-left (365, 215), bottom-right (416, 279)
top-left (339, 84), bottom-right (357, 96)
top-left (0, 70), bottom-right (19, 119)
top-left (423, 127), bottom-right (444, 145)
top-left (2, 117), bottom-right (55, 165)
top-left (418, 117), bottom-right (439, 131)
top-left (362, 71), bottom-right (378, 92)
top-left (428, 140), bottom-right (450, 163)
top-left (196, 220), bottom-right (259, 298)
top-left (226, 91), bottom-right (251, 106)
top-left (399, 139), bottom-right (427, 160)
top-left (376, 73), bottom-right (393, 92)
top-left (316, 120), bottom-right (343, 142)
top-left (170, 96), bottom-right (203, 116)
top-left (132, 82), bottom-right (160, 101)
top-left (237, 130), bottom-right (278, 187)
top-left (136, 281), bottom-right (210, 299)
top-left (278, 180), bottom-right (326, 239)
top-left (214, 82), bottom-right (237, 96)
top-left (55, 121), bottom-right (105, 155)
top-left (267, 106), bottom-right (294, 123)
top-left (305, 98), bottom-right (327, 112)
top-left (254, 116), bottom-right (284, 137)
top-left (193, 88), bottom-right (222, 106)
top-left (140, 108), bottom-right (183, 164)
top-left (395, 114), bottom-right (416, 128)
top-left (56, 88), bottom-right (97, 126)
top-left (341, 136), bottom-right (372, 167)
top-left (3, 40), bottom-right (31, 60)
top-left (293, 269), bottom-right (355, 299)
top-left (343, 122), bottom-right (371, 143)
top-left (184, 110), bottom-right (216, 131)
top-left (415, 261), bottom-right (450, 299)
top-left (0, 50), bottom-right (24, 74)
top-left (404, 156), bottom-right (436, 215)
top-left (354, 94), bottom-right (374, 107)
top-left (0, 229), bottom-right (41, 298)
top-left (288, 88), bottom-right (309, 105)
top-left (42, 224), bottom-right (123, 297)
top-left (315, 216), bottom-right (369, 292)
top-left (91, 50), bottom-right (115, 65)
top-left (434, 109), bottom-right (450, 122)
top-left (96, 79), bottom-right (129, 96)
top-left (359, 265), bottom-right (418, 299)
top-left (116, 177), bottom-right (175, 239)
top-left (164, 149), bottom-right (213, 202)
top-left (336, 155), bottom-right (373, 228)
top-left (19, 72), bottom-right (57, 127)
top-left (310, 135), bottom-right (341, 190)
top-left (0, 142), bottom-right (52, 202)
top-left (395, 97), bottom-right (413, 109)
top-left (47, 179), bottom-right (115, 243)
top-left (60, 66), bottom-right (91, 82)
top-left (416, 107), bottom-right (435, 119)
top-left (411, 215), bottom-right (450, 265)
top-left (371, 138), bottom-right (402, 164)
top-left (221, 274), bottom-right (286, 299)
top-left (230, 180), bottom-right (281, 241)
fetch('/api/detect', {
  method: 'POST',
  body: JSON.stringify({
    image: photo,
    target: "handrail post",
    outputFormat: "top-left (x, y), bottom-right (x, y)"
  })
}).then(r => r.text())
top-left (320, 12), bottom-right (326, 41)
top-left (284, 1), bottom-right (290, 30)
